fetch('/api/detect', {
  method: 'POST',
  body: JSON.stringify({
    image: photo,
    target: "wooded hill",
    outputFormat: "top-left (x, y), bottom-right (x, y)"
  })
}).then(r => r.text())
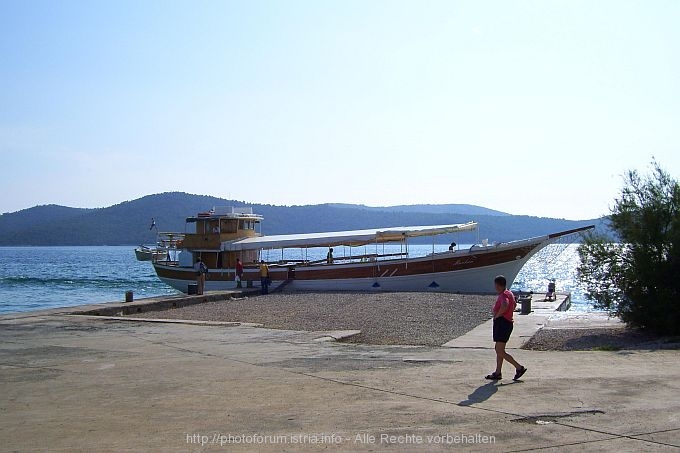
top-left (0, 192), bottom-right (607, 246)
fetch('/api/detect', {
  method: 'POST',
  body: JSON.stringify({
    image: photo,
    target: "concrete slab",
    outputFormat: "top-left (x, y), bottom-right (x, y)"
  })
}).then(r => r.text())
top-left (632, 429), bottom-right (680, 449)
top-left (442, 314), bottom-right (549, 349)
top-left (527, 292), bottom-right (572, 312)
top-left (512, 437), bottom-right (680, 452)
top-left (67, 314), bottom-right (264, 328)
top-left (1, 312), bottom-right (678, 452)
top-left (312, 330), bottom-right (362, 342)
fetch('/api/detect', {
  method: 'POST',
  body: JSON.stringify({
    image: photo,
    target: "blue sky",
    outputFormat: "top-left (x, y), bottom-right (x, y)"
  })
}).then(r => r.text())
top-left (1, 0), bottom-right (678, 220)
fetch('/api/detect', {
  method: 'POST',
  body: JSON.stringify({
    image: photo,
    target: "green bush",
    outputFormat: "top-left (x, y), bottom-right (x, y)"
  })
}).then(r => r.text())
top-left (578, 161), bottom-right (680, 335)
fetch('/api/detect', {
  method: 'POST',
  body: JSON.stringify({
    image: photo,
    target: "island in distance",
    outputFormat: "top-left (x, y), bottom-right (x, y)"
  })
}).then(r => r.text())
top-left (0, 192), bottom-right (607, 246)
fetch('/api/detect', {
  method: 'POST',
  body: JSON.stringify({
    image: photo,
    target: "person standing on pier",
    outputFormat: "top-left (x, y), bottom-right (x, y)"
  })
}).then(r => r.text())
top-left (259, 260), bottom-right (270, 295)
top-left (326, 248), bottom-right (334, 264)
top-left (485, 275), bottom-right (527, 381)
top-left (194, 257), bottom-right (207, 295)
top-left (235, 258), bottom-right (244, 288)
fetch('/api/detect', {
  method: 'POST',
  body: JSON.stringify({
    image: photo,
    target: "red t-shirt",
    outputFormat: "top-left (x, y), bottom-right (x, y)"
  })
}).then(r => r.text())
top-left (493, 289), bottom-right (516, 322)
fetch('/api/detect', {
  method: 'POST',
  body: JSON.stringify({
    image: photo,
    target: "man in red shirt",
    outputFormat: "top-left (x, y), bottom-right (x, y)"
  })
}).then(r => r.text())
top-left (485, 275), bottom-right (528, 381)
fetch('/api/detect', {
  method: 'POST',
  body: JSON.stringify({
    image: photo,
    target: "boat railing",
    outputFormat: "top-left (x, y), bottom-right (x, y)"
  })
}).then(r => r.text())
top-left (468, 242), bottom-right (497, 253)
top-left (157, 232), bottom-right (186, 248)
top-left (153, 259), bottom-right (180, 266)
top-left (272, 251), bottom-right (409, 267)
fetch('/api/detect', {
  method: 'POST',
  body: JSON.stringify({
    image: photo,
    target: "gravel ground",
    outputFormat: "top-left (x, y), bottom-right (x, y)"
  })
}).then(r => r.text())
top-left (523, 327), bottom-right (680, 351)
top-left (127, 291), bottom-right (495, 346)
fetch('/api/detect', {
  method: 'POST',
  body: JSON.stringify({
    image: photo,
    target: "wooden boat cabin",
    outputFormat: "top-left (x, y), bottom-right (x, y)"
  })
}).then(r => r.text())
top-left (177, 207), bottom-right (262, 270)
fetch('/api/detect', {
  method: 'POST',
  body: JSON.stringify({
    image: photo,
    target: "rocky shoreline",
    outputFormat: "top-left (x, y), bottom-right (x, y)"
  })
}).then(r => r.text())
top-left (523, 327), bottom-right (680, 351)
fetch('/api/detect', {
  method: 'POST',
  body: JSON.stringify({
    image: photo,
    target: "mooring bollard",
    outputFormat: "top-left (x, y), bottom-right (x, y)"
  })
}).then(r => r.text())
top-left (125, 290), bottom-right (133, 303)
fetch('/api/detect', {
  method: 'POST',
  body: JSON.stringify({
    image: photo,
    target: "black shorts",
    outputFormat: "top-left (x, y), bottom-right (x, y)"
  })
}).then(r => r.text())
top-left (493, 317), bottom-right (514, 343)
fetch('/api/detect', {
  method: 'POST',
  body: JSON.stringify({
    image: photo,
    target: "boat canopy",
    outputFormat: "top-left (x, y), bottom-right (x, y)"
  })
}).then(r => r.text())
top-left (222, 222), bottom-right (478, 251)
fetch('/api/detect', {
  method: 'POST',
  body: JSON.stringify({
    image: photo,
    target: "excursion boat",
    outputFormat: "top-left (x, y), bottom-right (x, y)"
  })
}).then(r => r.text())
top-left (150, 206), bottom-right (593, 294)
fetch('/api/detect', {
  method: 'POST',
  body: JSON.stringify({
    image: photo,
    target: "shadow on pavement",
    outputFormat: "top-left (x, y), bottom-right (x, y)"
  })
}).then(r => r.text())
top-left (458, 380), bottom-right (523, 406)
top-left (458, 382), bottom-right (499, 406)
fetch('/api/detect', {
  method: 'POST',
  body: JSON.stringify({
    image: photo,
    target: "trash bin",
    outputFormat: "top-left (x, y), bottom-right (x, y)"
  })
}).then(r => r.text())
top-left (520, 294), bottom-right (532, 314)
top-left (187, 284), bottom-right (198, 295)
top-left (125, 290), bottom-right (133, 303)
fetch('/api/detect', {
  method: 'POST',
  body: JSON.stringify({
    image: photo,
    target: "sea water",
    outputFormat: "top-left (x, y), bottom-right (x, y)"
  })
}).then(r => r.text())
top-left (0, 247), bottom-right (177, 314)
top-left (0, 244), bottom-right (596, 315)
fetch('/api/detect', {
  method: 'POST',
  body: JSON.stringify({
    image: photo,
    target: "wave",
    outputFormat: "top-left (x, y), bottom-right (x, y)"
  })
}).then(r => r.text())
top-left (0, 275), bottom-right (158, 289)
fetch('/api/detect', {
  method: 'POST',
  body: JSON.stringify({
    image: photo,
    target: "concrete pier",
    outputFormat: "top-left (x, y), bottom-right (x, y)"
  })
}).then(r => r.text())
top-left (77, 289), bottom-right (261, 317)
top-left (443, 293), bottom-right (584, 349)
top-left (0, 294), bottom-right (678, 452)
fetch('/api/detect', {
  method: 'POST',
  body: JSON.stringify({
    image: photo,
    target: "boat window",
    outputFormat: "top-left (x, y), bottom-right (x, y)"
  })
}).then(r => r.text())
top-left (240, 220), bottom-right (255, 230)
top-left (224, 220), bottom-right (238, 233)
